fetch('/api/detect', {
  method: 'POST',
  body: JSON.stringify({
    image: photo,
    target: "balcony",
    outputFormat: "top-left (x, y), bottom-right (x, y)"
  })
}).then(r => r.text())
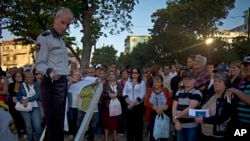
top-left (3, 60), bottom-right (18, 66)
top-left (14, 49), bottom-right (27, 55)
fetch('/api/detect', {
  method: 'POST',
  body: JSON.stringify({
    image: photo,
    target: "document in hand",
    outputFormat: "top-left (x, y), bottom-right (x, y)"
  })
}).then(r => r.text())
top-left (68, 76), bottom-right (99, 94)
top-left (189, 109), bottom-right (209, 118)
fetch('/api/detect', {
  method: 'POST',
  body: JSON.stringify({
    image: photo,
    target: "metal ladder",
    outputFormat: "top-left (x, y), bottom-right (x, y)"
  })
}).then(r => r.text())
top-left (74, 81), bottom-right (103, 141)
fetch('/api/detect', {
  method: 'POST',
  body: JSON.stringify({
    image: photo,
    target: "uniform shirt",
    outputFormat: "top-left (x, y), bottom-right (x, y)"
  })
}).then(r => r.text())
top-left (35, 28), bottom-right (69, 76)
top-left (0, 108), bottom-right (19, 141)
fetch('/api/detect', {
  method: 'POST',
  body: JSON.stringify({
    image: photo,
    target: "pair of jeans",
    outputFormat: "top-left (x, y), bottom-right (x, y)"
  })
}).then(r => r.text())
top-left (176, 127), bottom-right (198, 141)
top-left (20, 107), bottom-right (43, 141)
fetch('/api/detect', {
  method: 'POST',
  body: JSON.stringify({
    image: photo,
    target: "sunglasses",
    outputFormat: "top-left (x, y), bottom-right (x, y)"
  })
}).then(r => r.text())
top-left (131, 72), bottom-right (139, 74)
top-left (35, 73), bottom-right (41, 75)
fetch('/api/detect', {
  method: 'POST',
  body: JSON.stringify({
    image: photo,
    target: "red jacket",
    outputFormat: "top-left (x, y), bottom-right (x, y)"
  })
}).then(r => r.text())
top-left (144, 87), bottom-right (172, 123)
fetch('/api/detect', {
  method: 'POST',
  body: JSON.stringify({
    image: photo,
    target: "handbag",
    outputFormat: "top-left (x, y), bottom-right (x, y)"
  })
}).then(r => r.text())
top-left (109, 98), bottom-right (122, 117)
top-left (15, 83), bottom-right (33, 112)
top-left (153, 113), bottom-right (170, 140)
top-left (15, 99), bottom-right (32, 112)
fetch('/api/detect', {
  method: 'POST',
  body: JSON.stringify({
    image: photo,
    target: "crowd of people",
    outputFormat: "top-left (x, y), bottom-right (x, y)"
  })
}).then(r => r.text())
top-left (1, 7), bottom-right (250, 141)
top-left (1, 53), bottom-right (250, 141)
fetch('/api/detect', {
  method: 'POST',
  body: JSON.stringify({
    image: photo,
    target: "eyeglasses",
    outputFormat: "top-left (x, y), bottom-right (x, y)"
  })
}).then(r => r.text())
top-left (35, 73), bottom-right (41, 75)
top-left (131, 72), bottom-right (139, 74)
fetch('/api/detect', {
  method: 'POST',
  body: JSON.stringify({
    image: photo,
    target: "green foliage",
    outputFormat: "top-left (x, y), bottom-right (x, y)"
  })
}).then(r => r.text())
top-left (230, 36), bottom-right (250, 58)
top-left (117, 53), bottom-right (130, 69)
top-left (1, 1), bottom-right (57, 40)
top-left (147, 0), bottom-right (235, 65)
top-left (91, 45), bottom-right (117, 66)
top-left (0, 0), bottom-right (139, 70)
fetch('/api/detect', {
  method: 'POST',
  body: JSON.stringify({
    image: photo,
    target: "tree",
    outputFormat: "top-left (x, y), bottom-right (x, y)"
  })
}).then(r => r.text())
top-left (230, 36), bottom-right (250, 59)
top-left (148, 0), bottom-right (235, 65)
top-left (0, 0), bottom-right (139, 70)
top-left (117, 52), bottom-right (130, 69)
top-left (91, 45), bottom-right (117, 67)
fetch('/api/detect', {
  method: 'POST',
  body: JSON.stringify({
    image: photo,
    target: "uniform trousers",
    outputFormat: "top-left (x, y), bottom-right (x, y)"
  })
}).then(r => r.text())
top-left (40, 75), bottom-right (68, 141)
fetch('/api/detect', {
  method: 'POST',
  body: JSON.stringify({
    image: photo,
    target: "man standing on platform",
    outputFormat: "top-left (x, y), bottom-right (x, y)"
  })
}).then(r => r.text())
top-left (35, 7), bottom-right (73, 141)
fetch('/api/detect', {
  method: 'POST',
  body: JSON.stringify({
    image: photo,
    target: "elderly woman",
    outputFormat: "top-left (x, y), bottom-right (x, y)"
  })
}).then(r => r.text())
top-left (100, 70), bottom-right (122, 141)
top-left (195, 72), bottom-right (232, 141)
top-left (16, 72), bottom-right (42, 141)
top-left (144, 75), bottom-right (172, 141)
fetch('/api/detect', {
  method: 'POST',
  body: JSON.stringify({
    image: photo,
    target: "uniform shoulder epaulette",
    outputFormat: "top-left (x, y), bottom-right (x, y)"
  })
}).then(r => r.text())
top-left (41, 30), bottom-right (51, 37)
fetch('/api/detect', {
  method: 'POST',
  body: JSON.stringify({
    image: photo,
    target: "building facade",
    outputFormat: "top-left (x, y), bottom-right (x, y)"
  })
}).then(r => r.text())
top-left (230, 9), bottom-right (249, 33)
top-left (124, 35), bottom-right (150, 54)
top-left (0, 39), bottom-right (34, 71)
top-left (213, 29), bottom-right (248, 43)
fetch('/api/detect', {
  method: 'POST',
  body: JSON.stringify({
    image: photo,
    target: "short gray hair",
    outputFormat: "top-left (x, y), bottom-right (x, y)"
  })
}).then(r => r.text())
top-left (196, 54), bottom-right (207, 66)
top-left (214, 72), bottom-right (230, 86)
top-left (55, 7), bottom-right (73, 20)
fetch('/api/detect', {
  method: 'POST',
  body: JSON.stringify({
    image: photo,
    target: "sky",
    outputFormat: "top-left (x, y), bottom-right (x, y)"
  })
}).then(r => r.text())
top-left (1, 0), bottom-right (250, 55)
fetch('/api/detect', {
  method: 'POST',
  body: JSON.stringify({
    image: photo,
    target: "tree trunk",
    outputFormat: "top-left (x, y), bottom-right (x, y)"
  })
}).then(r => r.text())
top-left (80, 11), bottom-right (92, 71)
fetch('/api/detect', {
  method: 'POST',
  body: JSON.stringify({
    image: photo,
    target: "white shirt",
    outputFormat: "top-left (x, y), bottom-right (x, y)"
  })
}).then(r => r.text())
top-left (27, 85), bottom-right (39, 107)
top-left (122, 80), bottom-right (146, 102)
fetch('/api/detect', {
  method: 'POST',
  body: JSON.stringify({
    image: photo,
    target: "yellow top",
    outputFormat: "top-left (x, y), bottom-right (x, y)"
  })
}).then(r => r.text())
top-left (79, 86), bottom-right (98, 112)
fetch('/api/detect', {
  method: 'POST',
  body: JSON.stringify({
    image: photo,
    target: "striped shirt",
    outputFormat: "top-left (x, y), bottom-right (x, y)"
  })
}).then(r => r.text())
top-left (237, 78), bottom-right (250, 125)
top-left (174, 88), bottom-right (202, 128)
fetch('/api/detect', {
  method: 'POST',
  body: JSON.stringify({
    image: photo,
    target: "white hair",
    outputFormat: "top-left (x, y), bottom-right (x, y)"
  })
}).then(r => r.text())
top-left (195, 54), bottom-right (207, 66)
top-left (55, 7), bottom-right (73, 20)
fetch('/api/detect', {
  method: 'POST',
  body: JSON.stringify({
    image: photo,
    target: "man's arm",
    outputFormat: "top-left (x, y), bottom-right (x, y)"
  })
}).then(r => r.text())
top-left (35, 33), bottom-right (51, 75)
top-left (228, 87), bottom-right (250, 106)
top-left (175, 100), bottom-right (200, 118)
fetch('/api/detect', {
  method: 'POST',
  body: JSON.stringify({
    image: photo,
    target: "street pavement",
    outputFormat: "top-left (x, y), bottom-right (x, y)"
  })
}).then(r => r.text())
top-left (18, 132), bottom-right (177, 141)
top-left (18, 132), bottom-right (149, 141)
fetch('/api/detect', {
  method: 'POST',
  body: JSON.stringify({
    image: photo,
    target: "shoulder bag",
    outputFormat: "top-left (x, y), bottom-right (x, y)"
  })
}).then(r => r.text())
top-left (15, 83), bottom-right (32, 112)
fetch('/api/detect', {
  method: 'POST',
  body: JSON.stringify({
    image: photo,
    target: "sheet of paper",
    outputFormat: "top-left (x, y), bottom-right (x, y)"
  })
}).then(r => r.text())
top-left (189, 109), bottom-right (209, 117)
top-left (68, 76), bottom-right (99, 94)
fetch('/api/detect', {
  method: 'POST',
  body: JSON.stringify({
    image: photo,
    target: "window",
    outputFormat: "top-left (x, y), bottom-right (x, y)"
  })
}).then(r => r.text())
top-left (13, 55), bottom-right (17, 61)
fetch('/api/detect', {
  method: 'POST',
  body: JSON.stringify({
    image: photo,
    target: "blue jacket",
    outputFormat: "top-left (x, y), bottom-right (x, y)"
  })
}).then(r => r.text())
top-left (16, 82), bottom-right (41, 103)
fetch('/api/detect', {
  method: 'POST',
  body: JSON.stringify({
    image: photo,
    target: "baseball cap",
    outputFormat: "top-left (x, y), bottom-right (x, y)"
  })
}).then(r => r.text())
top-left (182, 71), bottom-right (195, 79)
top-left (213, 63), bottom-right (229, 73)
top-left (241, 54), bottom-right (250, 64)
